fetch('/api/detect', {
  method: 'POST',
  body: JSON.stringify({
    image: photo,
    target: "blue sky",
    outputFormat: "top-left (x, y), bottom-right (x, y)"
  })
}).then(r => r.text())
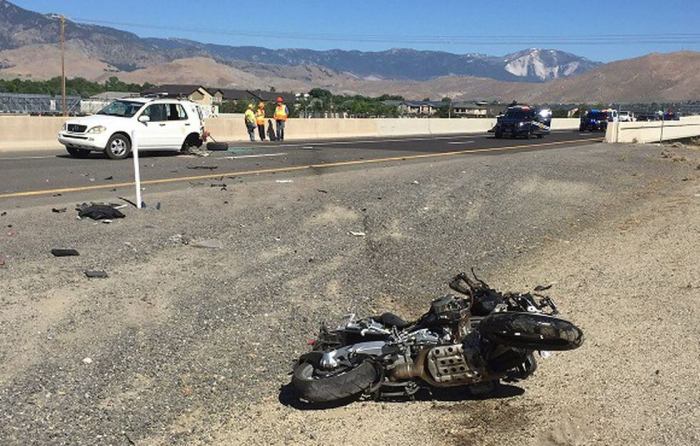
top-left (14, 0), bottom-right (700, 62)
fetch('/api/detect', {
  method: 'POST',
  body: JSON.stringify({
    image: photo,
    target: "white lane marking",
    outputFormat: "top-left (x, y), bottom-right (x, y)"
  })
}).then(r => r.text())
top-left (225, 152), bottom-right (288, 159)
top-left (0, 155), bottom-right (58, 160)
top-left (447, 140), bottom-right (475, 145)
top-left (254, 134), bottom-right (487, 148)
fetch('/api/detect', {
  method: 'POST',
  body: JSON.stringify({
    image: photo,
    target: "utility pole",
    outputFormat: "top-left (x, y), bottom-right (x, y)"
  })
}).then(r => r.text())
top-left (60, 15), bottom-right (66, 117)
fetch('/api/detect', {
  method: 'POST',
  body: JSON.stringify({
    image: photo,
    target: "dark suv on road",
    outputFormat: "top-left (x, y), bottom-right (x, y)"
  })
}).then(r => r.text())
top-left (579, 109), bottom-right (612, 132)
top-left (491, 105), bottom-right (552, 139)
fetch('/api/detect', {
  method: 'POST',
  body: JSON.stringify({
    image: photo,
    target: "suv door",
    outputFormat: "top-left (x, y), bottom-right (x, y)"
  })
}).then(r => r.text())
top-left (137, 103), bottom-right (172, 149)
top-left (164, 103), bottom-right (191, 148)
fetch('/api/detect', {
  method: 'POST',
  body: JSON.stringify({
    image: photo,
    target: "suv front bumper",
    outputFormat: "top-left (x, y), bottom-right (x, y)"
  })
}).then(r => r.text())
top-left (58, 132), bottom-right (110, 151)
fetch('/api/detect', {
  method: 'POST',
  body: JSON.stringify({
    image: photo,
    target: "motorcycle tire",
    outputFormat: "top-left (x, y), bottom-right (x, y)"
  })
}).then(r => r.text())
top-left (207, 142), bottom-right (229, 151)
top-left (479, 312), bottom-right (584, 351)
top-left (292, 357), bottom-right (378, 403)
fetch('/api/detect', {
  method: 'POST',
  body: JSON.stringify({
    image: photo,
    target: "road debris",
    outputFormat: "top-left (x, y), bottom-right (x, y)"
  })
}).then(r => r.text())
top-left (348, 231), bottom-right (366, 237)
top-left (534, 284), bottom-right (553, 291)
top-left (187, 165), bottom-right (218, 170)
top-left (0, 211), bottom-right (6, 216)
top-left (190, 239), bottom-right (223, 249)
top-left (85, 270), bottom-right (108, 279)
top-left (317, 189), bottom-right (328, 194)
top-left (169, 234), bottom-right (190, 245)
top-left (0, 255), bottom-right (6, 268)
top-left (52, 208), bottom-right (67, 213)
top-left (51, 249), bottom-right (79, 257)
top-left (82, 357), bottom-right (93, 365)
top-left (104, 176), bottom-right (114, 181)
top-left (276, 180), bottom-right (294, 184)
top-left (77, 203), bottom-right (125, 221)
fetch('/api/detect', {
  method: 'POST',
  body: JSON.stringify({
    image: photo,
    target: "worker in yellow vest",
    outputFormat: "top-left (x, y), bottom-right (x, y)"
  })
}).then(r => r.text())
top-left (244, 103), bottom-right (256, 142)
top-left (255, 102), bottom-right (267, 142)
top-left (274, 96), bottom-right (289, 141)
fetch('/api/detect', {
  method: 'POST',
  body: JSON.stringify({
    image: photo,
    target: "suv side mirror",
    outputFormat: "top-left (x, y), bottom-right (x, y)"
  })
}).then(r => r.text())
top-left (138, 115), bottom-right (150, 123)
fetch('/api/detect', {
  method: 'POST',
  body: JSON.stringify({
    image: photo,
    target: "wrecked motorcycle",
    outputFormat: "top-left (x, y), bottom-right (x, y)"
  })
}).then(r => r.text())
top-left (292, 271), bottom-right (583, 403)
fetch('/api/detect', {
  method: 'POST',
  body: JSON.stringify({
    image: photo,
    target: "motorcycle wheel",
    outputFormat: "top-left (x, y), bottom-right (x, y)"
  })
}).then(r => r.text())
top-left (292, 356), bottom-right (379, 403)
top-left (479, 312), bottom-right (584, 351)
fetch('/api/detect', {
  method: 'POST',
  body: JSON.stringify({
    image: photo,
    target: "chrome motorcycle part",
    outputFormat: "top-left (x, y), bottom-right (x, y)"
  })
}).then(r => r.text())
top-left (426, 344), bottom-right (482, 385)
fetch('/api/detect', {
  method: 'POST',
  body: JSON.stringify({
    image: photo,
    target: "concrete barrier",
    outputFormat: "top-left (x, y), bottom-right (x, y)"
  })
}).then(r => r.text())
top-left (606, 116), bottom-right (700, 144)
top-left (0, 116), bottom-right (65, 151)
top-left (0, 116), bottom-right (581, 152)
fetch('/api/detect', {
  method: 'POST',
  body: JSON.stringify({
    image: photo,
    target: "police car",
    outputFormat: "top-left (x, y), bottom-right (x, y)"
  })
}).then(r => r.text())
top-left (490, 104), bottom-right (552, 139)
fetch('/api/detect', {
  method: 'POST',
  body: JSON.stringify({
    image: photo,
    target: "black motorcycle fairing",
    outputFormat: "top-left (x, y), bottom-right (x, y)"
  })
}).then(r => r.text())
top-left (478, 312), bottom-right (584, 351)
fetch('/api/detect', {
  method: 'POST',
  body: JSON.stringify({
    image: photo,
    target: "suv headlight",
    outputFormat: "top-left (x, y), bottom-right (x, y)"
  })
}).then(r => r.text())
top-left (87, 125), bottom-right (107, 134)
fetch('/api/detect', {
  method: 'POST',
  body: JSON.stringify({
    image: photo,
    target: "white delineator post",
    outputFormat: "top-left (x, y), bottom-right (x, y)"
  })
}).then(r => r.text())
top-left (131, 129), bottom-right (143, 209)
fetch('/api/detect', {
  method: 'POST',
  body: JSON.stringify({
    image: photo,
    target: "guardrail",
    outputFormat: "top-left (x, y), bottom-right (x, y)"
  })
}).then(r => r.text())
top-left (606, 116), bottom-right (700, 143)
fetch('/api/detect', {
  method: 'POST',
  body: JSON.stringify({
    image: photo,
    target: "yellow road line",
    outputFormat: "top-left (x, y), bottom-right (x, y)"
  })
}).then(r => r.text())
top-left (0, 137), bottom-right (602, 199)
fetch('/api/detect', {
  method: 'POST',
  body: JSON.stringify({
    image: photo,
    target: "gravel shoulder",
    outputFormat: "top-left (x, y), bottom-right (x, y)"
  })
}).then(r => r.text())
top-left (0, 142), bottom-right (698, 445)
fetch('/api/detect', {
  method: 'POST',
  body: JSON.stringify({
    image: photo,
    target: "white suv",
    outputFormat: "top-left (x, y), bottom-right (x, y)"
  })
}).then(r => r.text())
top-left (58, 97), bottom-right (205, 159)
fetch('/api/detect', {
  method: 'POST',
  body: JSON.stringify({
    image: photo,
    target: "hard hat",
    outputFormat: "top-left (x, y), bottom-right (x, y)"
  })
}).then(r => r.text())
top-left (276, 96), bottom-right (284, 103)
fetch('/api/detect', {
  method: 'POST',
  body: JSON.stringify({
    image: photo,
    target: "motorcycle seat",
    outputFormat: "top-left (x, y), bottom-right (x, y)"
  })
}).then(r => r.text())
top-left (375, 312), bottom-right (411, 329)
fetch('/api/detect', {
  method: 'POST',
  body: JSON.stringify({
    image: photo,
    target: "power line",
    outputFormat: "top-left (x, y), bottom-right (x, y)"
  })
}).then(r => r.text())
top-left (71, 17), bottom-right (700, 46)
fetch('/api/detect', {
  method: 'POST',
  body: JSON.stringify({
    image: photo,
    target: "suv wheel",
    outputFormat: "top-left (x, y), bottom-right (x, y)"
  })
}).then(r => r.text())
top-left (66, 146), bottom-right (91, 158)
top-left (104, 134), bottom-right (131, 160)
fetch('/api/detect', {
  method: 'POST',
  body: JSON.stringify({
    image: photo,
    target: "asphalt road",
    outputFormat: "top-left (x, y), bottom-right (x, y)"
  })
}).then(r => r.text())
top-left (0, 131), bottom-right (601, 203)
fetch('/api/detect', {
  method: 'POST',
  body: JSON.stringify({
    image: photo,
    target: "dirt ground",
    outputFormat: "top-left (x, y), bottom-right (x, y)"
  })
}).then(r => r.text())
top-left (0, 142), bottom-right (698, 445)
top-left (207, 173), bottom-right (700, 446)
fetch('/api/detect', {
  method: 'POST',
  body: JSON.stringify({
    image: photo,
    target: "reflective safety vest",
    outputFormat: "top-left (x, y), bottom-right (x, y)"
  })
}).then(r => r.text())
top-left (255, 109), bottom-right (266, 125)
top-left (244, 109), bottom-right (256, 125)
top-left (274, 104), bottom-right (288, 121)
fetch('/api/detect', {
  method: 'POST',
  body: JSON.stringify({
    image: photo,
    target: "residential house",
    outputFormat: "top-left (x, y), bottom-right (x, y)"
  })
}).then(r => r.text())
top-left (143, 85), bottom-right (215, 107)
top-left (397, 100), bottom-right (442, 116)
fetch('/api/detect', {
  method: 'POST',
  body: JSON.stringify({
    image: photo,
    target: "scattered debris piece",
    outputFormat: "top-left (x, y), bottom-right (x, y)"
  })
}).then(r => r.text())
top-left (187, 165), bottom-right (218, 170)
top-left (51, 248), bottom-right (79, 257)
top-left (0, 211), bottom-right (5, 216)
top-left (0, 255), bottom-right (6, 268)
top-left (51, 208), bottom-right (67, 213)
top-left (411, 180), bottom-right (420, 185)
top-left (52, 193), bottom-right (62, 197)
top-left (77, 203), bottom-right (125, 221)
top-left (102, 219), bottom-right (113, 224)
top-left (82, 357), bottom-right (93, 365)
top-left (104, 176), bottom-right (113, 181)
top-left (317, 189), bottom-right (328, 194)
top-left (210, 183), bottom-right (227, 188)
top-left (534, 284), bottom-right (553, 292)
top-left (276, 180), bottom-right (294, 184)
top-left (85, 270), bottom-right (108, 279)
top-left (190, 239), bottom-right (224, 249)
top-left (117, 197), bottom-right (138, 208)
top-left (348, 231), bottom-right (366, 237)
top-left (169, 234), bottom-right (190, 245)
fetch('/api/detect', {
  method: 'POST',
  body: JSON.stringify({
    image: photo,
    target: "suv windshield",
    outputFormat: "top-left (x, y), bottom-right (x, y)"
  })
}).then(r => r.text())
top-left (505, 108), bottom-right (533, 119)
top-left (97, 100), bottom-right (144, 118)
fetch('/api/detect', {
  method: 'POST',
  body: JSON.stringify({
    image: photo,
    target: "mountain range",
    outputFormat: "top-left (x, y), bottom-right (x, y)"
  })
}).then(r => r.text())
top-left (1, 0), bottom-right (699, 102)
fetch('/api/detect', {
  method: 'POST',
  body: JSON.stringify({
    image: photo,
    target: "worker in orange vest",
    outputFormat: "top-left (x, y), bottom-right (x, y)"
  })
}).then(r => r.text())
top-left (274, 96), bottom-right (289, 141)
top-left (255, 102), bottom-right (267, 141)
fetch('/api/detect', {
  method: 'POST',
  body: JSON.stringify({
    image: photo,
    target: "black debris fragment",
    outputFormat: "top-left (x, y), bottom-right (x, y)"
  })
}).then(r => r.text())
top-left (186, 165), bottom-right (218, 170)
top-left (52, 193), bottom-right (62, 197)
top-left (52, 208), bottom-right (67, 213)
top-left (85, 270), bottom-right (108, 279)
top-left (117, 197), bottom-right (138, 208)
top-left (317, 189), bottom-right (328, 194)
top-left (51, 248), bottom-right (79, 257)
top-left (104, 176), bottom-right (114, 181)
top-left (210, 183), bottom-right (227, 188)
top-left (77, 203), bottom-right (125, 221)
top-left (534, 284), bottom-right (553, 292)
top-left (0, 211), bottom-right (6, 216)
